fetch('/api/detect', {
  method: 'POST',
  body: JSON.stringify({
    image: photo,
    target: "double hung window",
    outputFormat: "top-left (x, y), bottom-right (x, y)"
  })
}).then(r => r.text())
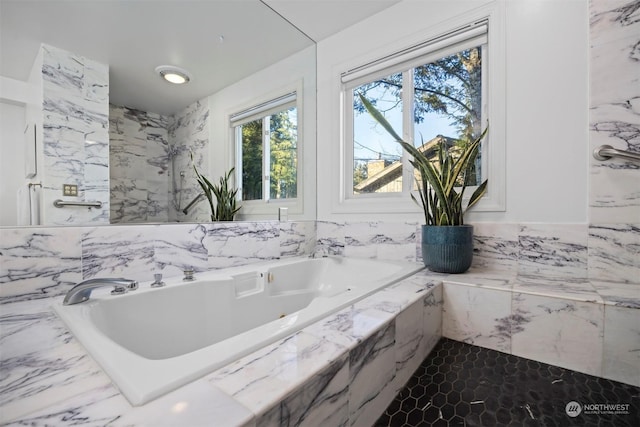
top-left (343, 21), bottom-right (489, 200)
top-left (232, 92), bottom-right (298, 202)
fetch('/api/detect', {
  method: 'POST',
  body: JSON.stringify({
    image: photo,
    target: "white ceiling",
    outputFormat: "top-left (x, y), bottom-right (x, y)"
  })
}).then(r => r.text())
top-left (0, 0), bottom-right (399, 116)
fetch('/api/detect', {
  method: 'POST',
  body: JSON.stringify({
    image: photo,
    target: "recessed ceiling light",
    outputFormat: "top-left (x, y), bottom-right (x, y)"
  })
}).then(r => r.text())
top-left (155, 65), bottom-right (191, 84)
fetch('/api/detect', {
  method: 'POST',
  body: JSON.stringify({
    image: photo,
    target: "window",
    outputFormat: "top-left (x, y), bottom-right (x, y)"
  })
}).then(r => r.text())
top-left (232, 93), bottom-right (298, 202)
top-left (343, 20), bottom-right (495, 204)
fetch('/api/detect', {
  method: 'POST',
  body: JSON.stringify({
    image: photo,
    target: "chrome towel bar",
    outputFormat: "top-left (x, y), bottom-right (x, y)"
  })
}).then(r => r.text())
top-left (53, 199), bottom-right (103, 209)
top-left (593, 145), bottom-right (640, 163)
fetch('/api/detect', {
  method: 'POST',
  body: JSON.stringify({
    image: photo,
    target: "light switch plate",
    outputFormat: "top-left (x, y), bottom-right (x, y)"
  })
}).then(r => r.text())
top-left (63, 184), bottom-right (78, 196)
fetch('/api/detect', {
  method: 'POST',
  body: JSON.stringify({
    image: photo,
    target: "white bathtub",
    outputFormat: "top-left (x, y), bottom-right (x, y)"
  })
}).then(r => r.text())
top-left (53, 256), bottom-right (422, 406)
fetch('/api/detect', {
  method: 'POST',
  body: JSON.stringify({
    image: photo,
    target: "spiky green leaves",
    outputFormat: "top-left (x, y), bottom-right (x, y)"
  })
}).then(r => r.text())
top-left (191, 152), bottom-right (241, 221)
top-left (359, 94), bottom-right (488, 225)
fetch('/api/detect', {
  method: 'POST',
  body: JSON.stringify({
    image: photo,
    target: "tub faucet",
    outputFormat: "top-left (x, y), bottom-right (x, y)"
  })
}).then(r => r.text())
top-left (63, 278), bottom-right (139, 305)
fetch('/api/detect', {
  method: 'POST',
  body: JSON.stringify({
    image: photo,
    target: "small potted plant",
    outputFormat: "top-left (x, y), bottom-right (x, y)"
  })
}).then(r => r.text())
top-left (359, 94), bottom-right (488, 273)
top-left (192, 153), bottom-right (241, 221)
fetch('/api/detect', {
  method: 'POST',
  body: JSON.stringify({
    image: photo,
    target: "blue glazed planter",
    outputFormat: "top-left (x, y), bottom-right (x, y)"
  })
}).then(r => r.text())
top-left (421, 225), bottom-right (474, 273)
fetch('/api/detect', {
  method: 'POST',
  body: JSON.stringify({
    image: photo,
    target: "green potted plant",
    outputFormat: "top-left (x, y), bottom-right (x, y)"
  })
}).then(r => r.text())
top-left (192, 153), bottom-right (241, 221)
top-left (359, 94), bottom-right (488, 273)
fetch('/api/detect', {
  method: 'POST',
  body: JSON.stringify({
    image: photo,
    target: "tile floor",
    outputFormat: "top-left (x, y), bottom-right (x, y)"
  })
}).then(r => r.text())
top-left (375, 338), bottom-right (639, 426)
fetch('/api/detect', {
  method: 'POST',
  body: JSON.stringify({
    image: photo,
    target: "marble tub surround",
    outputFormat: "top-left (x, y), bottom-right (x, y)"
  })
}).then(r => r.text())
top-left (0, 221), bottom-right (317, 305)
top-left (201, 271), bottom-right (443, 427)
top-left (316, 220), bottom-right (639, 286)
top-left (0, 266), bottom-right (442, 425)
top-left (441, 275), bottom-right (639, 387)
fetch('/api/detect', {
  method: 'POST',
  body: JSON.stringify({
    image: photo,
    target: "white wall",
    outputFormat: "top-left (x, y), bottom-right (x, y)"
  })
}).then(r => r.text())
top-left (0, 75), bottom-right (39, 226)
top-left (206, 45), bottom-right (317, 221)
top-left (0, 101), bottom-right (27, 226)
top-left (316, 0), bottom-right (589, 223)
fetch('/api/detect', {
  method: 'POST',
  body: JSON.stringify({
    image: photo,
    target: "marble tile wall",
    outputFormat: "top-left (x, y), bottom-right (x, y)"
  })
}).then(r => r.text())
top-left (316, 220), bottom-right (638, 285)
top-left (40, 44), bottom-right (110, 225)
top-left (589, 0), bottom-right (639, 226)
top-left (108, 98), bottom-right (209, 224)
top-left (441, 277), bottom-right (638, 387)
top-left (318, 220), bottom-right (639, 386)
top-left (109, 105), bottom-right (170, 223)
top-left (0, 221), bottom-right (316, 306)
top-left (169, 99), bottom-right (210, 223)
top-left (588, 0), bottom-right (640, 285)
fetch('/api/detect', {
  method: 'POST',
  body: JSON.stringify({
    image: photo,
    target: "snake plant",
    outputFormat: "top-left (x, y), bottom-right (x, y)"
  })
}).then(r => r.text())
top-left (192, 153), bottom-right (241, 221)
top-left (359, 94), bottom-right (488, 226)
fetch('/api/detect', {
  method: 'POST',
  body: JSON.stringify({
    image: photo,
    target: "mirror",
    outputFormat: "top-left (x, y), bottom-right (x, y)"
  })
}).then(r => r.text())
top-left (0, 0), bottom-right (316, 227)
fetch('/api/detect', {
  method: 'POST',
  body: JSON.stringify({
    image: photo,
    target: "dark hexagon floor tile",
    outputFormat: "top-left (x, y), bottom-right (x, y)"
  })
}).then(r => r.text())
top-left (375, 338), bottom-right (640, 427)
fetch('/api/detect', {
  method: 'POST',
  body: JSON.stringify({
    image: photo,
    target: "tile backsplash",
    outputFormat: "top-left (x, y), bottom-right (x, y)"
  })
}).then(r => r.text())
top-left (0, 221), bottom-right (316, 305)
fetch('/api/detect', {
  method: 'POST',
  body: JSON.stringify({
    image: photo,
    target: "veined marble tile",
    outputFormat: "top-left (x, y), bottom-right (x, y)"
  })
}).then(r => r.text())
top-left (592, 280), bottom-right (640, 309)
top-left (204, 222), bottom-right (280, 269)
top-left (115, 190), bottom-right (150, 224)
top-left (2, 384), bottom-right (126, 427)
top-left (208, 331), bottom-right (347, 418)
top-left (348, 320), bottom-right (396, 426)
top-left (518, 224), bottom-right (589, 280)
top-left (81, 226), bottom-right (155, 281)
top-left (471, 222), bottom-right (519, 271)
top-left (442, 283), bottom-right (512, 353)
top-left (0, 228), bottom-right (82, 303)
top-left (589, 112), bottom-right (640, 224)
top-left (0, 299), bottom-right (112, 423)
top-left (168, 100), bottom-right (209, 223)
top-left (590, 0), bottom-right (640, 47)
top-left (257, 356), bottom-right (349, 427)
top-left (82, 56), bottom-right (109, 103)
top-left (153, 223), bottom-right (209, 277)
top-left (362, 271), bottom-right (437, 317)
top-left (602, 304), bottom-right (640, 387)
top-left (147, 186), bottom-right (170, 223)
top-left (444, 270), bottom-right (515, 291)
top-left (422, 285), bottom-right (443, 361)
top-left (590, 32), bottom-right (639, 105)
top-left (41, 44), bottom-right (85, 97)
top-left (393, 298), bottom-right (426, 392)
top-left (302, 302), bottom-right (395, 351)
top-left (512, 276), bottom-right (603, 304)
top-left (511, 292), bottom-right (604, 377)
top-left (588, 224), bottom-right (640, 283)
top-left (44, 92), bottom-right (109, 135)
top-left (589, 0), bottom-right (640, 225)
top-left (315, 221), bottom-right (345, 257)
top-left (343, 221), bottom-right (418, 262)
top-left (279, 221), bottom-right (316, 258)
top-left (41, 44), bottom-right (109, 104)
top-left (118, 381), bottom-right (255, 427)
top-left (109, 104), bottom-right (172, 224)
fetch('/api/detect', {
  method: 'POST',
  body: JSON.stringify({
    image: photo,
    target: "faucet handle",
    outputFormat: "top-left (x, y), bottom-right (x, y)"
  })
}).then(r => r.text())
top-left (111, 286), bottom-right (128, 295)
top-left (151, 273), bottom-right (165, 288)
top-left (183, 269), bottom-right (195, 281)
top-left (112, 279), bottom-right (138, 294)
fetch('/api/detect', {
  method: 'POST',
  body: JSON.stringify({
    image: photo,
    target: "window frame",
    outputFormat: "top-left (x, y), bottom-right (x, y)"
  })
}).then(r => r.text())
top-left (336, 6), bottom-right (505, 216)
top-left (230, 85), bottom-right (304, 217)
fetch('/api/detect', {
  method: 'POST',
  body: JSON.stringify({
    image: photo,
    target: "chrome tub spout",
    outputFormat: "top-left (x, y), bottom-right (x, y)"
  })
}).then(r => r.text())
top-left (63, 278), bottom-right (139, 305)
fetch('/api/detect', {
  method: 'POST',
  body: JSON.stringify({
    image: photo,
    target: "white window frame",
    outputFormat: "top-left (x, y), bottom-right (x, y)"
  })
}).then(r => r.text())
top-left (336, 5), bottom-right (506, 215)
top-left (230, 86), bottom-right (303, 216)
